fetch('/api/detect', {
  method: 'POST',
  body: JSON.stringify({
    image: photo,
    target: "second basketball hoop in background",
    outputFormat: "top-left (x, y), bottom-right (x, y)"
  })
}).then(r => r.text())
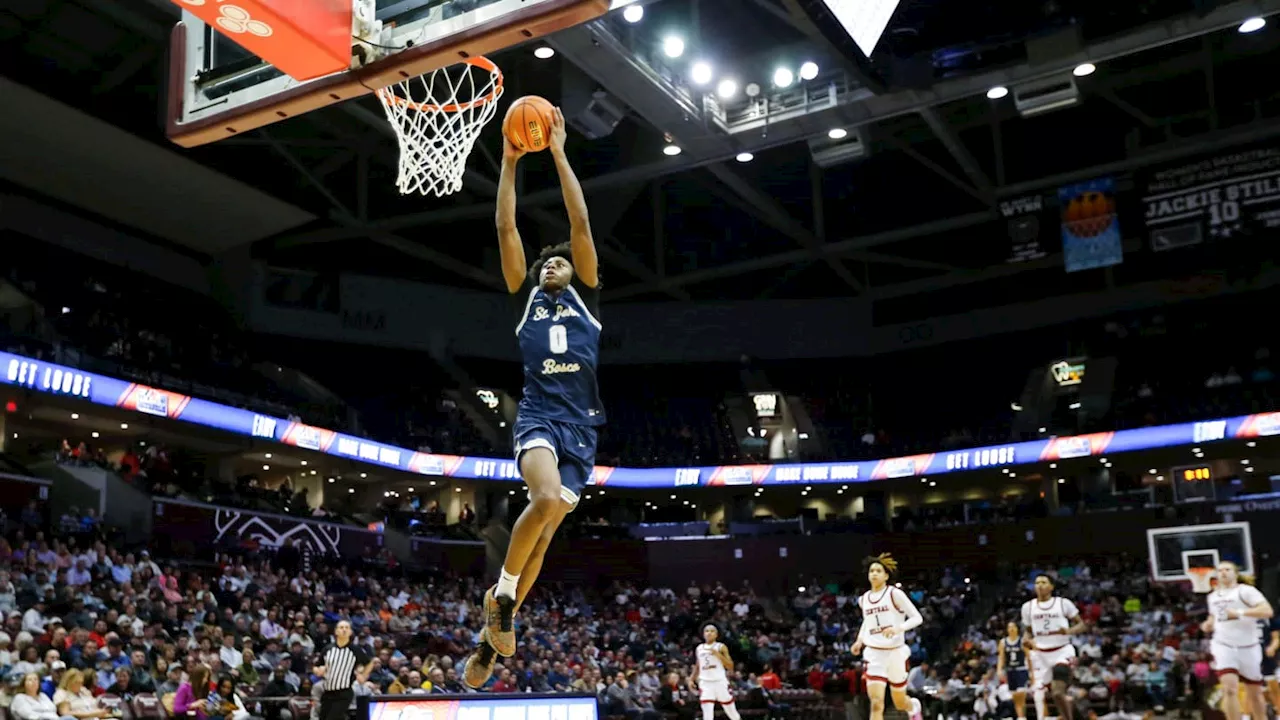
top-left (375, 56), bottom-right (504, 197)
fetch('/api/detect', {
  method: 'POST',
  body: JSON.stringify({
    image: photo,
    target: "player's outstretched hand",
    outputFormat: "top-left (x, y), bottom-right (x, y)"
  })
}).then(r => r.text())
top-left (503, 137), bottom-right (525, 163)
top-left (550, 107), bottom-right (567, 153)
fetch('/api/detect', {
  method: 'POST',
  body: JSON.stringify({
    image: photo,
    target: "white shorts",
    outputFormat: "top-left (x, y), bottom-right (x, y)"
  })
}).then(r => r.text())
top-left (1212, 641), bottom-right (1263, 684)
top-left (699, 679), bottom-right (734, 704)
top-left (1031, 644), bottom-right (1077, 690)
top-left (863, 645), bottom-right (911, 687)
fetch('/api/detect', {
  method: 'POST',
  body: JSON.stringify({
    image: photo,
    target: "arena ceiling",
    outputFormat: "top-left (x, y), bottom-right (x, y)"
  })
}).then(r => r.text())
top-left (2, 0), bottom-right (1280, 304)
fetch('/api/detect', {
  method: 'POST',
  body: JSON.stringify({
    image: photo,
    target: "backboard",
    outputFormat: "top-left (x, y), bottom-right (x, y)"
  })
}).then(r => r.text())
top-left (166, 0), bottom-right (614, 147)
top-left (1147, 521), bottom-right (1253, 583)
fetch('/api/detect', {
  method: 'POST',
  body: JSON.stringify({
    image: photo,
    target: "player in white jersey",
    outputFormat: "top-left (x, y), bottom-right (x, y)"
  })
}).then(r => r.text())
top-left (690, 624), bottom-right (743, 720)
top-left (851, 554), bottom-right (923, 720)
top-left (1201, 561), bottom-right (1275, 720)
top-left (1020, 575), bottom-right (1086, 720)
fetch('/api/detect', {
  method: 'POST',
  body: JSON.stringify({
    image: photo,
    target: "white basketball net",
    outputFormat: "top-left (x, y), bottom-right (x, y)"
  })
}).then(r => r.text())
top-left (375, 58), bottom-right (503, 197)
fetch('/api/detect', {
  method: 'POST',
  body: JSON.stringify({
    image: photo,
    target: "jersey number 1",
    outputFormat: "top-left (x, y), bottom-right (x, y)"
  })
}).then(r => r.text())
top-left (549, 325), bottom-right (568, 354)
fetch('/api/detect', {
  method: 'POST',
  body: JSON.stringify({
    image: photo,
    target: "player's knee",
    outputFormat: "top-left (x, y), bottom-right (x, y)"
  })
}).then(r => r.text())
top-left (869, 695), bottom-right (885, 712)
top-left (527, 486), bottom-right (563, 520)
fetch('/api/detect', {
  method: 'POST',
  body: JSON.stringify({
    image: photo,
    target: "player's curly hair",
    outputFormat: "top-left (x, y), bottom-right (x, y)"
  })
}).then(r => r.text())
top-left (527, 242), bottom-right (603, 288)
top-left (863, 553), bottom-right (899, 577)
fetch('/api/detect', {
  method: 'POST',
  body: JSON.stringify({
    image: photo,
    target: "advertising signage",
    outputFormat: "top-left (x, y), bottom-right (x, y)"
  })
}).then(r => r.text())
top-left (2, 351), bottom-right (1275, 489)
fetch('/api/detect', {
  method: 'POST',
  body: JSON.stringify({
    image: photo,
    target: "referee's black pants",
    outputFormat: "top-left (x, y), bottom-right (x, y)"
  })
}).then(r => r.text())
top-left (318, 689), bottom-right (354, 720)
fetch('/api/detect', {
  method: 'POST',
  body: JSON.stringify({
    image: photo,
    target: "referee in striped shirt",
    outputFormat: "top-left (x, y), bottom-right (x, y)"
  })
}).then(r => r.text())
top-left (313, 620), bottom-right (371, 720)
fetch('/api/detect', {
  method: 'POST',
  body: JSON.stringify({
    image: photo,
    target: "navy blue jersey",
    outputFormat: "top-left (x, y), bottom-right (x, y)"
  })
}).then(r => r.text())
top-left (513, 275), bottom-right (605, 426)
top-left (1004, 637), bottom-right (1027, 670)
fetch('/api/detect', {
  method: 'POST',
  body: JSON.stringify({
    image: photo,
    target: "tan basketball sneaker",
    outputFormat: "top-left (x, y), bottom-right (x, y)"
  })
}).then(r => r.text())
top-left (463, 631), bottom-right (498, 689)
top-left (483, 585), bottom-right (517, 656)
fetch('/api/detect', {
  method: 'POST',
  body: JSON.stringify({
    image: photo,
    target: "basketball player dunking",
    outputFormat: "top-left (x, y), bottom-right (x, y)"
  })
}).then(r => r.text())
top-left (1020, 575), bottom-right (1085, 720)
top-left (996, 620), bottom-right (1029, 720)
top-left (464, 107), bottom-right (605, 688)
top-left (690, 625), bottom-right (744, 720)
top-left (851, 554), bottom-right (923, 720)
top-left (1201, 561), bottom-right (1275, 720)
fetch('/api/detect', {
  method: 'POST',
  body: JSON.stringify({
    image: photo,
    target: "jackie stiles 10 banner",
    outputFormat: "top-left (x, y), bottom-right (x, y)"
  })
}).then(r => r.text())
top-left (1059, 177), bottom-right (1124, 272)
top-left (1141, 144), bottom-right (1280, 252)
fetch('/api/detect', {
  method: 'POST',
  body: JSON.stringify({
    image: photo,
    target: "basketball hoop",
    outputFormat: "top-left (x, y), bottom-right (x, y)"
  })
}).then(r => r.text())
top-left (375, 56), bottom-right (504, 197)
top-left (1187, 567), bottom-right (1215, 594)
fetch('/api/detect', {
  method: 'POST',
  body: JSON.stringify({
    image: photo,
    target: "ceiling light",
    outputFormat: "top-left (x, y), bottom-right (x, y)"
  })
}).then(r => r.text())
top-left (928, 481), bottom-right (936, 487)
top-left (265, 453), bottom-right (272, 459)
top-left (327, 478), bottom-right (335, 483)
top-left (120, 423), bottom-right (128, 429)
top-left (408, 487), bottom-right (414, 492)
top-left (1148, 469), bottom-right (1157, 474)
top-left (70, 413), bottom-right (79, 420)
top-left (360, 472), bottom-right (368, 478)
top-left (509, 490), bottom-right (515, 495)
top-left (736, 152), bottom-right (753, 163)
top-left (622, 4), bottom-right (643, 23)
top-left (300, 460), bottom-right (307, 466)
top-left (598, 490), bottom-right (605, 496)
top-left (921, 478), bottom-right (928, 483)
top-left (987, 86), bottom-right (1009, 100)
top-left (1073, 63), bottom-right (1096, 77)
top-left (1050, 463), bottom-right (1057, 469)
top-left (455, 487), bottom-right (461, 492)
top-left (663, 35), bottom-right (685, 58)
top-left (1242, 459), bottom-right (1250, 465)
top-left (1058, 478), bottom-right (1065, 484)
top-left (533, 46), bottom-right (555, 59)
top-left (663, 144), bottom-right (682, 156)
top-left (1248, 441), bottom-right (1257, 447)
top-left (773, 67), bottom-right (794, 88)
top-left (91, 432), bottom-right (99, 438)
top-left (1038, 427), bottom-right (1047, 433)
top-left (348, 488), bottom-right (355, 494)
top-left (262, 465), bottom-right (270, 471)
top-left (745, 82), bottom-right (761, 97)
top-left (717, 78), bottom-right (738, 99)
top-left (310, 470), bottom-right (316, 475)
top-left (1239, 16), bottom-right (1266, 33)
top-left (690, 61), bottom-right (713, 85)
top-left (799, 61), bottom-right (819, 80)
top-left (1247, 466), bottom-right (1256, 472)
top-left (1011, 403), bottom-right (1023, 411)
top-left (670, 494), bottom-right (676, 499)
top-left (828, 127), bottom-right (847, 140)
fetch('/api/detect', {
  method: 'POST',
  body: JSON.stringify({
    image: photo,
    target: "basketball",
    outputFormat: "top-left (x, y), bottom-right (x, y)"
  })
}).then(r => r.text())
top-left (503, 95), bottom-right (556, 153)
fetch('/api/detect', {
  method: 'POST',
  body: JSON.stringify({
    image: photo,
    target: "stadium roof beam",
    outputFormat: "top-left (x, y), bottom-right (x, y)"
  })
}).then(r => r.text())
top-left (918, 108), bottom-right (995, 203)
top-left (703, 164), bottom-right (864, 292)
top-left (604, 114), bottom-right (1280, 299)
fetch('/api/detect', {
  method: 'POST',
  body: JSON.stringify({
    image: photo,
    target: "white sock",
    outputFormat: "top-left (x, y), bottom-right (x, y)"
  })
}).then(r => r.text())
top-left (496, 570), bottom-right (519, 600)
top-left (1033, 690), bottom-right (1046, 720)
top-left (722, 703), bottom-right (741, 720)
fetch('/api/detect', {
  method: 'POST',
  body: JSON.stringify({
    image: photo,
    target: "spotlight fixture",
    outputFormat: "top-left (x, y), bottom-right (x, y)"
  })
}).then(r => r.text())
top-left (987, 85), bottom-right (1009, 100)
top-left (1239, 16), bottom-right (1266, 33)
top-left (828, 127), bottom-right (847, 140)
top-left (717, 78), bottom-right (738, 99)
top-left (622, 4), bottom-right (643, 22)
top-left (533, 46), bottom-right (555, 59)
top-left (1073, 62), bottom-right (1096, 77)
top-left (799, 61), bottom-right (819, 80)
top-left (773, 67), bottom-right (794, 88)
top-left (663, 35), bottom-right (685, 58)
top-left (736, 152), bottom-right (753, 162)
top-left (690, 61), bottom-right (713, 85)
top-left (663, 144), bottom-right (682, 156)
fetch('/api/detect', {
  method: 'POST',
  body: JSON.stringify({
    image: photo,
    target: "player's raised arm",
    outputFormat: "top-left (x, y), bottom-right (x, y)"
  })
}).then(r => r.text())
top-left (496, 138), bottom-right (528, 294)
top-left (547, 107), bottom-right (598, 288)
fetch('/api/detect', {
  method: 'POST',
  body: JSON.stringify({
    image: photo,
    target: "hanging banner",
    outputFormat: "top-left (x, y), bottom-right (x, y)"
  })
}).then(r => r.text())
top-left (1001, 194), bottom-right (1049, 263)
top-left (1060, 177), bottom-right (1123, 272)
top-left (1141, 145), bottom-right (1280, 251)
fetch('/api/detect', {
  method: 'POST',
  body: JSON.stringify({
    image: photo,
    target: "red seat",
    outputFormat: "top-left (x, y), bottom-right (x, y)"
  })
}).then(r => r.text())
top-left (131, 693), bottom-right (166, 720)
top-left (288, 697), bottom-right (314, 720)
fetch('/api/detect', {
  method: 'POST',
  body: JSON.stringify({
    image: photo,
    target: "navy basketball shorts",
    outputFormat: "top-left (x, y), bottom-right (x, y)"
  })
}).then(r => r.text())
top-left (512, 415), bottom-right (598, 507)
top-left (1006, 669), bottom-right (1029, 691)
